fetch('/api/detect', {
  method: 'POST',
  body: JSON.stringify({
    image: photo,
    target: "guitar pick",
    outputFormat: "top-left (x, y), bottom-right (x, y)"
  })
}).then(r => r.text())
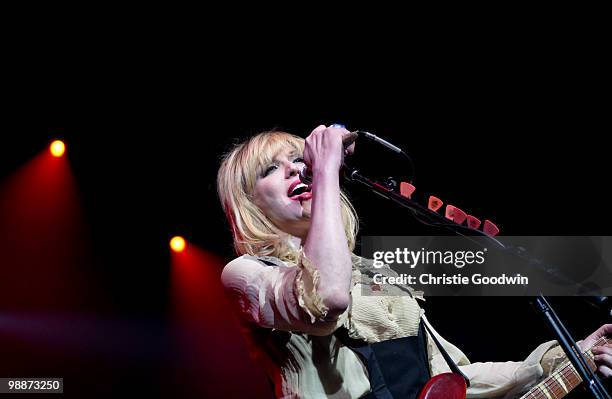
top-left (400, 182), bottom-right (416, 199)
top-left (428, 196), bottom-right (443, 212)
top-left (466, 215), bottom-right (481, 229)
top-left (445, 205), bottom-right (467, 225)
top-left (483, 220), bottom-right (500, 236)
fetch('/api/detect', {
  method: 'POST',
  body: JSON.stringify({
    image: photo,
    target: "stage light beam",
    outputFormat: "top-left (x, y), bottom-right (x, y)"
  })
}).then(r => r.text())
top-left (50, 140), bottom-right (65, 157)
top-left (170, 236), bottom-right (186, 253)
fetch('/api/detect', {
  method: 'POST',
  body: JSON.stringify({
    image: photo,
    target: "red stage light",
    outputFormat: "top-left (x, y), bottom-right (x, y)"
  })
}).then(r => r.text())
top-left (50, 140), bottom-right (65, 157)
top-left (170, 236), bottom-right (186, 253)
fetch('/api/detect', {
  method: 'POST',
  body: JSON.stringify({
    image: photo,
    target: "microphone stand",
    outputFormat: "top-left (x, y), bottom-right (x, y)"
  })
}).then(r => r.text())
top-left (533, 295), bottom-right (610, 399)
top-left (344, 165), bottom-right (612, 290)
top-left (344, 165), bottom-right (611, 399)
top-left (344, 166), bottom-right (505, 246)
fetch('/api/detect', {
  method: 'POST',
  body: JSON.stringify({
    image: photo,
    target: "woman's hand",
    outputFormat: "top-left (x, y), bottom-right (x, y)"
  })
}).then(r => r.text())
top-left (303, 125), bottom-right (352, 176)
top-left (580, 323), bottom-right (612, 378)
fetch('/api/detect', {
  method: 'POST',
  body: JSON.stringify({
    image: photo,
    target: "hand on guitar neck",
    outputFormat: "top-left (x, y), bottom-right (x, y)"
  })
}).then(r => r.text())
top-left (581, 323), bottom-right (612, 378)
top-left (519, 323), bottom-right (612, 399)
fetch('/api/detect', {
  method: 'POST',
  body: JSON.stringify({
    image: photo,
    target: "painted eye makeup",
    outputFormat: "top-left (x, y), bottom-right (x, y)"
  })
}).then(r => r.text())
top-left (262, 163), bottom-right (279, 177)
top-left (260, 155), bottom-right (303, 178)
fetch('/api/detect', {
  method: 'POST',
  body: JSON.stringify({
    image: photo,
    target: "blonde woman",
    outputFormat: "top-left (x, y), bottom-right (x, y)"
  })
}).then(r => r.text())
top-left (217, 125), bottom-right (612, 399)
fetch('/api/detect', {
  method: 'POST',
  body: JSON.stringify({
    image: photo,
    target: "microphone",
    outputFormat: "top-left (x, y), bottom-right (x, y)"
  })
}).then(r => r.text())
top-left (355, 130), bottom-right (402, 153)
top-left (299, 131), bottom-right (358, 184)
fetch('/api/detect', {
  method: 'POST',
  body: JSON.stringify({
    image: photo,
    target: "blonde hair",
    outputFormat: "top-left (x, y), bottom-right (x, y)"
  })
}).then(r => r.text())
top-left (217, 130), bottom-right (358, 263)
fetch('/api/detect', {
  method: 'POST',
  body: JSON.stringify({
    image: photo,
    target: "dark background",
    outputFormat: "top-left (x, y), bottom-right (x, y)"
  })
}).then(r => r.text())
top-left (1, 47), bottom-right (610, 397)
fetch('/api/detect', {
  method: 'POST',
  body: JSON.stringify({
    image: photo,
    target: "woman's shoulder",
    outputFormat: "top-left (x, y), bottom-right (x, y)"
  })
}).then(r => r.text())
top-left (223, 254), bottom-right (289, 273)
top-left (220, 254), bottom-right (292, 290)
top-left (247, 254), bottom-right (290, 267)
top-left (223, 252), bottom-right (368, 276)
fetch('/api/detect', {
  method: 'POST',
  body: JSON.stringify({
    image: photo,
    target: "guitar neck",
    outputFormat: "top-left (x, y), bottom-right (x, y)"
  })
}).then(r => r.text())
top-left (521, 336), bottom-right (609, 399)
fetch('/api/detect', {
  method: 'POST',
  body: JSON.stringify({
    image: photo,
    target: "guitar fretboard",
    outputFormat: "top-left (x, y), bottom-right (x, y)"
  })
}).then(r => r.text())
top-left (521, 336), bottom-right (609, 399)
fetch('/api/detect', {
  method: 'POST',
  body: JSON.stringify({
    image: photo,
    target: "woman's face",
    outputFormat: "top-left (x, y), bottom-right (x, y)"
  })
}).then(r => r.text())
top-left (253, 146), bottom-right (312, 239)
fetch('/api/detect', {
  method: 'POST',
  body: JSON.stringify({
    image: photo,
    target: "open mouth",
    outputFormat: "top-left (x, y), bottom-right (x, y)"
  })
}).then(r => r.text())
top-left (288, 181), bottom-right (312, 200)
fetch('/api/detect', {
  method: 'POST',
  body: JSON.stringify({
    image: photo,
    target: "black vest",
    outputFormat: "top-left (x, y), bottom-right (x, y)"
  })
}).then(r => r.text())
top-left (334, 320), bottom-right (431, 399)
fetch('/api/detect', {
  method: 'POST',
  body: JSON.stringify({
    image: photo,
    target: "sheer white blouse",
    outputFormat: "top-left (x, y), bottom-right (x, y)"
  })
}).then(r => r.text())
top-left (221, 252), bottom-right (566, 399)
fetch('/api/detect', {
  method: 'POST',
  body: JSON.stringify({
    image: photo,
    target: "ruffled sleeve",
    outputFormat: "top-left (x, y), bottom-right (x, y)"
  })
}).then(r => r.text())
top-left (540, 343), bottom-right (566, 377)
top-left (220, 253), bottom-right (346, 336)
top-left (294, 248), bottom-right (331, 323)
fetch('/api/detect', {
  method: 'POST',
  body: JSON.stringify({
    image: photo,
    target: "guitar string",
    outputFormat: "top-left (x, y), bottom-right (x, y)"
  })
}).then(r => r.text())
top-left (522, 336), bottom-right (607, 399)
top-left (524, 339), bottom-right (601, 399)
top-left (527, 348), bottom-right (597, 399)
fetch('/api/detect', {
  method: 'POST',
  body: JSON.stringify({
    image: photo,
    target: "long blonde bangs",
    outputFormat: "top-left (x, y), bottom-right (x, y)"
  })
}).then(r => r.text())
top-left (217, 131), bottom-right (358, 263)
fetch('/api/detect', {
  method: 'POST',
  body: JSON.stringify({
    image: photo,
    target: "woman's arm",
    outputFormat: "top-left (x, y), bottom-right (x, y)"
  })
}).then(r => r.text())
top-left (221, 255), bottom-right (346, 336)
top-left (423, 315), bottom-right (560, 398)
top-left (301, 125), bottom-right (354, 320)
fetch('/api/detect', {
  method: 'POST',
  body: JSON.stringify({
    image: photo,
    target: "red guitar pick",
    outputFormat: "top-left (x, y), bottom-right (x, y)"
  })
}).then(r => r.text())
top-left (428, 196), bottom-right (443, 212)
top-left (466, 215), bottom-right (481, 229)
top-left (445, 205), bottom-right (467, 225)
top-left (400, 182), bottom-right (416, 199)
top-left (483, 220), bottom-right (500, 236)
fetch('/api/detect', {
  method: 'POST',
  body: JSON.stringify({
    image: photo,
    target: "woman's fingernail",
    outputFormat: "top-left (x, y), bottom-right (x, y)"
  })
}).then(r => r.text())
top-left (330, 123), bottom-right (346, 129)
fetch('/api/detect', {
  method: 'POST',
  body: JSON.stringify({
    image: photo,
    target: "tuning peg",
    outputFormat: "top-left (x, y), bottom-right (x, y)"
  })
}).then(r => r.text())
top-left (483, 220), bottom-right (500, 236)
top-left (445, 205), bottom-right (467, 225)
top-left (466, 215), bottom-right (482, 229)
top-left (428, 196), bottom-right (443, 212)
top-left (400, 182), bottom-right (416, 199)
